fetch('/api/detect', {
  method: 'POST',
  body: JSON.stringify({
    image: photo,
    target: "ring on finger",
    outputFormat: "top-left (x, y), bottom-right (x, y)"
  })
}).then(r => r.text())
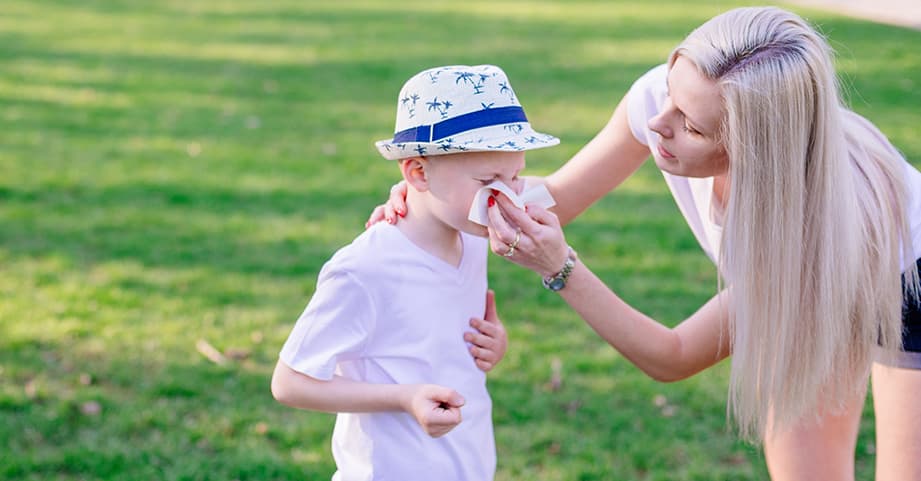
top-left (507, 228), bottom-right (521, 250)
top-left (503, 245), bottom-right (516, 258)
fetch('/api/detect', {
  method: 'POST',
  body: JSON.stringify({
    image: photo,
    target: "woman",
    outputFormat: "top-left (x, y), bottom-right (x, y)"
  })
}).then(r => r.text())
top-left (371, 7), bottom-right (921, 480)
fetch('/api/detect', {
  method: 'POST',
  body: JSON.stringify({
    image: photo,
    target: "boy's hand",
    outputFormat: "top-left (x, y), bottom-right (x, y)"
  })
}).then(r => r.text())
top-left (405, 385), bottom-right (465, 438)
top-left (465, 290), bottom-right (508, 372)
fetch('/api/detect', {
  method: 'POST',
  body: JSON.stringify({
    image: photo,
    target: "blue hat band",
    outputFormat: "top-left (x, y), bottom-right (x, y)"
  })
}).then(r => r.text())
top-left (392, 105), bottom-right (528, 143)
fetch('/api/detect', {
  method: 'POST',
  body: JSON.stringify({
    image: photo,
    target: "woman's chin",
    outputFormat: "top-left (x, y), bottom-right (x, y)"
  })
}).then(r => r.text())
top-left (653, 155), bottom-right (681, 176)
top-left (652, 154), bottom-right (673, 172)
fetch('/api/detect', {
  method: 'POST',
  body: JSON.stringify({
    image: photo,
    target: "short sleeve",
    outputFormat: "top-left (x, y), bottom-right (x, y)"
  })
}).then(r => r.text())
top-left (626, 63), bottom-right (669, 146)
top-left (278, 268), bottom-right (376, 381)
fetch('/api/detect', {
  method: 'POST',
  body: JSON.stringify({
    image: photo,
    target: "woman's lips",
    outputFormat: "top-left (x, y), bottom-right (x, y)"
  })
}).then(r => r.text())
top-left (658, 144), bottom-right (676, 159)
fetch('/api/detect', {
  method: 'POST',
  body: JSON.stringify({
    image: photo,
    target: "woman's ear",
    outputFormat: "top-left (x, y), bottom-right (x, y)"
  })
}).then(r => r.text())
top-left (400, 157), bottom-right (429, 192)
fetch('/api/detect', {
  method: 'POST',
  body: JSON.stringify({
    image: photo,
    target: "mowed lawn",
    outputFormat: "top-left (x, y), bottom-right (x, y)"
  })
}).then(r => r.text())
top-left (2, 1), bottom-right (920, 480)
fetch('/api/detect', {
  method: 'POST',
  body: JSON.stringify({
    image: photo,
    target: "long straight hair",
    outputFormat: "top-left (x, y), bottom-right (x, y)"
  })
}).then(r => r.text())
top-left (672, 6), bottom-right (920, 441)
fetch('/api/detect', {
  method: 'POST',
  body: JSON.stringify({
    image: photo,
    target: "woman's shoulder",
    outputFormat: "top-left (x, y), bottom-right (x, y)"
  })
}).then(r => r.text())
top-left (633, 63), bottom-right (669, 89)
top-left (627, 63), bottom-right (669, 106)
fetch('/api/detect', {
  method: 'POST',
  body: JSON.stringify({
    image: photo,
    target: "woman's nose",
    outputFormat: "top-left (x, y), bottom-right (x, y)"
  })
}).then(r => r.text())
top-left (648, 112), bottom-right (673, 138)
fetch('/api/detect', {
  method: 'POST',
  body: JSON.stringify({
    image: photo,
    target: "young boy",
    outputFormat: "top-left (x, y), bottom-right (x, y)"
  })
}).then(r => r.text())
top-left (271, 64), bottom-right (558, 481)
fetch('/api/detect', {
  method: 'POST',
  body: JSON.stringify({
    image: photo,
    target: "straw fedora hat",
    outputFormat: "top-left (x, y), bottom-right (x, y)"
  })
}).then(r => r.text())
top-left (375, 65), bottom-right (559, 160)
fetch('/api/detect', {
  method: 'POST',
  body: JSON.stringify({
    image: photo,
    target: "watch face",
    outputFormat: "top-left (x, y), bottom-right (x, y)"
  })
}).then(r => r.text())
top-left (548, 277), bottom-right (566, 291)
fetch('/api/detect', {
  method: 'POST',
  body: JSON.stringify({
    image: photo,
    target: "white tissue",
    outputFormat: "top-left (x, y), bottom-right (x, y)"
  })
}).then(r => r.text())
top-left (467, 180), bottom-right (556, 226)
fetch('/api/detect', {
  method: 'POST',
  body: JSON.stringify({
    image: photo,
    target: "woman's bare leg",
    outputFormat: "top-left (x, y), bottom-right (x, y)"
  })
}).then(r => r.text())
top-left (872, 362), bottom-right (921, 481)
top-left (763, 383), bottom-right (866, 481)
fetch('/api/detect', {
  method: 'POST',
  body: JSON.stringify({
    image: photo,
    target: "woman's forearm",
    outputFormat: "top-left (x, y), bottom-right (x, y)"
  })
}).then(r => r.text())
top-left (556, 261), bottom-right (730, 382)
top-left (545, 97), bottom-right (650, 226)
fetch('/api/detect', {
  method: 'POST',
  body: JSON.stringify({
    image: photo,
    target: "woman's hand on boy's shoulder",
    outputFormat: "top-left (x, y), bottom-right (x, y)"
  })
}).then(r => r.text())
top-left (465, 290), bottom-right (508, 372)
top-left (365, 180), bottom-right (408, 228)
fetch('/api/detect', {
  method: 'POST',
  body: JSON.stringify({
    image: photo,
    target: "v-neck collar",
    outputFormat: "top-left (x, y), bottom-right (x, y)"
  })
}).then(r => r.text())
top-left (387, 224), bottom-right (471, 278)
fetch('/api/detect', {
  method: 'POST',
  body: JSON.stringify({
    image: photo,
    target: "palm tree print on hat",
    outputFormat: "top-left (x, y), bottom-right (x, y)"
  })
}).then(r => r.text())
top-left (401, 93), bottom-right (420, 118)
top-left (376, 65), bottom-right (560, 160)
top-left (454, 71), bottom-right (493, 94)
top-left (487, 140), bottom-right (521, 150)
top-left (477, 74), bottom-right (493, 93)
top-left (426, 97), bottom-right (453, 119)
top-left (426, 70), bottom-right (445, 84)
top-left (498, 81), bottom-right (515, 101)
top-left (452, 138), bottom-right (482, 150)
top-left (454, 71), bottom-right (474, 86)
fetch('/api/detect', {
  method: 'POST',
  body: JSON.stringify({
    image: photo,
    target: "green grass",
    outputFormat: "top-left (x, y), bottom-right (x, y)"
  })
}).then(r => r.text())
top-left (2, 1), bottom-right (920, 480)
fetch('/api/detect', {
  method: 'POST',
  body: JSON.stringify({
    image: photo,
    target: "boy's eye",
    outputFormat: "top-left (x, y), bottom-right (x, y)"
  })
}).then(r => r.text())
top-left (477, 175), bottom-right (518, 185)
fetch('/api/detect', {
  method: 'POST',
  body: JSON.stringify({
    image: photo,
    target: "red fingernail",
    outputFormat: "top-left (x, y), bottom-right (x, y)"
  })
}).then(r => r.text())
top-left (487, 196), bottom-right (495, 207)
top-left (398, 210), bottom-right (406, 217)
top-left (490, 189), bottom-right (499, 196)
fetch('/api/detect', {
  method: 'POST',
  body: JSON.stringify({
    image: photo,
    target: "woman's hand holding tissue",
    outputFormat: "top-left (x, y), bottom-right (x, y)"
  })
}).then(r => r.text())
top-left (486, 189), bottom-right (571, 279)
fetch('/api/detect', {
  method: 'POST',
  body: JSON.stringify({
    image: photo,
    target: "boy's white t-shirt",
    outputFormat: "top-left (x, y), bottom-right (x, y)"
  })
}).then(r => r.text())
top-left (279, 222), bottom-right (494, 481)
top-left (625, 63), bottom-right (921, 266)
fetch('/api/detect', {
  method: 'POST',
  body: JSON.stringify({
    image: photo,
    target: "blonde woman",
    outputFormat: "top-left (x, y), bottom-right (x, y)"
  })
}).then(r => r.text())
top-left (370, 6), bottom-right (921, 480)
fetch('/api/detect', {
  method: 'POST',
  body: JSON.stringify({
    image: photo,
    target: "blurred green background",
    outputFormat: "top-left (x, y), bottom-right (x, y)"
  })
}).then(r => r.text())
top-left (2, 1), bottom-right (920, 480)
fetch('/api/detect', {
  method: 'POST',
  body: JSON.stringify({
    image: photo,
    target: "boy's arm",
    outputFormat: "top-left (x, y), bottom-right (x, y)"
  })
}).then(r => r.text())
top-left (271, 360), bottom-right (405, 412)
top-left (271, 361), bottom-right (467, 438)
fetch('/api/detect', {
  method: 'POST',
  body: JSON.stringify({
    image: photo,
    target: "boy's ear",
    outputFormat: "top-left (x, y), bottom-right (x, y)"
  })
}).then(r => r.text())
top-left (399, 157), bottom-right (429, 192)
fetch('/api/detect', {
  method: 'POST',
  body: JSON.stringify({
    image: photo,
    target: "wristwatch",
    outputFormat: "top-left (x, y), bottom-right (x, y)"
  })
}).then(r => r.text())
top-left (542, 247), bottom-right (577, 291)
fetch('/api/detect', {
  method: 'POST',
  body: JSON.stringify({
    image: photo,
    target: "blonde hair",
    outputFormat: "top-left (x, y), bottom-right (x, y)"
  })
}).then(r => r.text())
top-left (672, 6), bottom-right (920, 441)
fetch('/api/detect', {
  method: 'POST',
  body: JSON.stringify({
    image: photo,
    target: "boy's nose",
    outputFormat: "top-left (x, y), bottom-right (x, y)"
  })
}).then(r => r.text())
top-left (510, 177), bottom-right (525, 195)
